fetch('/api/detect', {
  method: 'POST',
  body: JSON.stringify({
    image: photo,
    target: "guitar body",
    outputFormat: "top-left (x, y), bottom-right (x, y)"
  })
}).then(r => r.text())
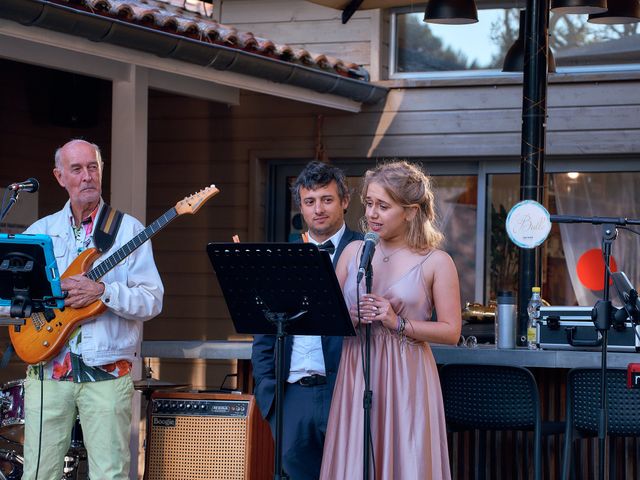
top-left (9, 248), bottom-right (107, 365)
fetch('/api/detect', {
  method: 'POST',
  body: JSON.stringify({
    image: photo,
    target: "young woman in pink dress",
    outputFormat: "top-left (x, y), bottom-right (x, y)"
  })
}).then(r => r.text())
top-left (320, 161), bottom-right (462, 479)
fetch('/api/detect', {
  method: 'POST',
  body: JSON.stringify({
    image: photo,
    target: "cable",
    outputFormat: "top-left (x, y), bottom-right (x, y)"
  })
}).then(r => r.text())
top-left (618, 225), bottom-right (640, 236)
top-left (0, 188), bottom-right (9, 230)
top-left (34, 365), bottom-right (44, 480)
top-left (354, 243), bottom-right (376, 480)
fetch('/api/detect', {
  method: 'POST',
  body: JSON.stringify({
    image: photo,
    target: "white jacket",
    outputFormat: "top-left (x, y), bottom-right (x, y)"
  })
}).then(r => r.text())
top-left (24, 200), bottom-right (164, 366)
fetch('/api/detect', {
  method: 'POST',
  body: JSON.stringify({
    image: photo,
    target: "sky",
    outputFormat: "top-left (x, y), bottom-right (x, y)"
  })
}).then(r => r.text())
top-left (432, 9), bottom-right (508, 66)
top-left (406, 9), bottom-right (511, 67)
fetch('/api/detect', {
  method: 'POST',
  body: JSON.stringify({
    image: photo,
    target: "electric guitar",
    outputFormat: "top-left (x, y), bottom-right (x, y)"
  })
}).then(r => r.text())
top-left (9, 185), bottom-right (220, 365)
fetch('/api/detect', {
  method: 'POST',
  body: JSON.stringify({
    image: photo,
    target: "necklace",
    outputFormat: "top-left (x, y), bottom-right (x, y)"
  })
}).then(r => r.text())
top-left (379, 244), bottom-right (407, 263)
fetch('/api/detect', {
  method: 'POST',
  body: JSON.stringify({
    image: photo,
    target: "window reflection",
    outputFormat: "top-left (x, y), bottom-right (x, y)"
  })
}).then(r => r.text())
top-left (432, 176), bottom-right (477, 306)
top-left (394, 9), bottom-right (640, 75)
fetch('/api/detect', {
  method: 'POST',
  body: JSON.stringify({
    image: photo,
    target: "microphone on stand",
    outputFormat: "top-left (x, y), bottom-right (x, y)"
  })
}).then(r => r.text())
top-left (8, 178), bottom-right (39, 193)
top-left (357, 232), bottom-right (379, 284)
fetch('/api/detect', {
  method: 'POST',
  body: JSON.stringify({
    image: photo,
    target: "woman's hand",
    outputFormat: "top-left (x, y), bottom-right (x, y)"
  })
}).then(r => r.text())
top-left (358, 294), bottom-right (397, 330)
top-left (348, 304), bottom-right (365, 327)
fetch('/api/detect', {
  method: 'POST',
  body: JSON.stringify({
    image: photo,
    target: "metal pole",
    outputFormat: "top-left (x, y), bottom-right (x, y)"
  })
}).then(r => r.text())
top-left (517, 0), bottom-right (550, 343)
top-left (363, 268), bottom-right (373, 479)
top-left (274, 316), bottom-right (288, 480)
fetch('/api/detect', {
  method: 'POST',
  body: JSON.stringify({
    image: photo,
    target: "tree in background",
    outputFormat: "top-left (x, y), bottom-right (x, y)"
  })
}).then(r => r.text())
top-left (551, 13), bottom-right (639, 50)
top-left (488, 9), bottom-right (520, 68)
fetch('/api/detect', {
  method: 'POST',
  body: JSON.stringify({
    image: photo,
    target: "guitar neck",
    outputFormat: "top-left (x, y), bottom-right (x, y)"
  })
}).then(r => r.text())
top-left (86, 208), bottom-right (178, 281)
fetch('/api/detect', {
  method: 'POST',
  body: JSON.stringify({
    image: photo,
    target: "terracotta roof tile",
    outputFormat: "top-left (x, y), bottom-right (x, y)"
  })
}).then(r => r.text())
top-left (49, 0), bottom-right (368, 80)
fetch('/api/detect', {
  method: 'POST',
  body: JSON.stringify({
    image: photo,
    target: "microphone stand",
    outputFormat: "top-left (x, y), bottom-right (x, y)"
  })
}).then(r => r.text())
top-left (363, 262), bottom-right (373, 480)
top-left (551, 214), bottom-right (640, 480)
top-left (0, 189), bottom-right (20, 224)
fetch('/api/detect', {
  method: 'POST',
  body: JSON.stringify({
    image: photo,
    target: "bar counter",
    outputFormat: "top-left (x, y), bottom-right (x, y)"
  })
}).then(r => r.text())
top-left (141, 340), bottom-right (639, 368)
top-left (140, 341), bottom-right (639, 479)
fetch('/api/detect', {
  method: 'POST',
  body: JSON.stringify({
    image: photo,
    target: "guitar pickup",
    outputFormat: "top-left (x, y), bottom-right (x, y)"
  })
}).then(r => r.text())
top-left (43, 309), bottom-right (56, 322)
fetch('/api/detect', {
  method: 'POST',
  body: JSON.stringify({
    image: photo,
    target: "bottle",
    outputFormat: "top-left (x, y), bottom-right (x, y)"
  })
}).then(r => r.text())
top-left (527, 287), bottom-right (542, 350)
top-left (496, 291), bottom-right (516, 349)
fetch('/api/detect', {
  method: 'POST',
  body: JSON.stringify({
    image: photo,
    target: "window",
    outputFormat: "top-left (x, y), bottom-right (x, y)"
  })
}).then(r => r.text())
top-left (270, 162), bottom-right (477, 306)
top-left (391, 7), bottom-right (640, 78)
top-left (486, 169), bottom-right (640, 306)
top-left (431, 175), bottom-right (477, 305)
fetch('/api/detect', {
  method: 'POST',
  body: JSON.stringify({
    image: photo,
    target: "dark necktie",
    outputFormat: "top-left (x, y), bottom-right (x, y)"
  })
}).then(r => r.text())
top-left (317, 240), bottom-right (335, 255)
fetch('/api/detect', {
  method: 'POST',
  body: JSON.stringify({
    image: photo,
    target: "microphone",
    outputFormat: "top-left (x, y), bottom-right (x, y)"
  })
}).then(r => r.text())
top-left (356, 232), bottom-right (380, 284)
top-left (8, 178), bottom-right (39, 193)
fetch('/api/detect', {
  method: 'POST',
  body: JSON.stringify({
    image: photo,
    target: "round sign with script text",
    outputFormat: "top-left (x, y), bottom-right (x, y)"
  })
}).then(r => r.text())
top-left (506, 200), bottom-right (551, 249)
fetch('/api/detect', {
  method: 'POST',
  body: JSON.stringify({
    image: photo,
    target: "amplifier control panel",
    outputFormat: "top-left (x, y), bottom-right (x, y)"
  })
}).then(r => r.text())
top-left (151, 398), bottom-right (249, 417)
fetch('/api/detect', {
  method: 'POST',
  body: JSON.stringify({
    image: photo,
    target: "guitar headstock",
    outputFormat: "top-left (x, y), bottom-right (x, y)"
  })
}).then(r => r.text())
top-left (175, 185), bottom-right (220, 215)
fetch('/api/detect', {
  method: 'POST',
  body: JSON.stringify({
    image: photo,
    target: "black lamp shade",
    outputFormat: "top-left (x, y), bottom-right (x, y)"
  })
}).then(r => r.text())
top-left (424, 0), bottom-right (479, 25)
top-left (550, 0), bottom-right (608, 14)
top-left (588, 0), bottom-right (640, 23)
top-left (503, 11), bottom-right (557, 73)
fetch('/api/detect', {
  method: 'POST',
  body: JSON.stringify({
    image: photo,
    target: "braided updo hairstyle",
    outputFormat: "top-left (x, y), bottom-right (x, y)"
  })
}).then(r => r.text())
top-left (360, 160), bottom-right (443, 252)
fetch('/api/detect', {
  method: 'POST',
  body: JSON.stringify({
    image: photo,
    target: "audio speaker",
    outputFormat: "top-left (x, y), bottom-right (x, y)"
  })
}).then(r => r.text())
top-left (144, 392), bottom-right (273, 480)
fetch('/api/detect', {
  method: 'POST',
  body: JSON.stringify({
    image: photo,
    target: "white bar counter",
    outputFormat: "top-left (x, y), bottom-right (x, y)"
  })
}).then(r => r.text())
top-left (141, 341), bottom-right (639, 369)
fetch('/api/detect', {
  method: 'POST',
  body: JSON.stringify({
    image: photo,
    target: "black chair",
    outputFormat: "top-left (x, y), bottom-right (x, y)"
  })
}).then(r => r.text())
top-left (562, 368), bottom-right (640, 479)
top-left (440, 363), bottom-right (558, 480)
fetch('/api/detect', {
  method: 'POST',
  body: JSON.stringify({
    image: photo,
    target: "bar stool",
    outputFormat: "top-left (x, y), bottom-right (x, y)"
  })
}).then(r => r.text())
top-left (562, 368), bottom-right (640, 479)
top-left (440, 363), bottom-right (560, 480)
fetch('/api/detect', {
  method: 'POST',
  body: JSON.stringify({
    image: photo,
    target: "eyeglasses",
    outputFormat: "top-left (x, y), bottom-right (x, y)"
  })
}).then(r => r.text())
top-left (457, 335), bottom-right (478, 349)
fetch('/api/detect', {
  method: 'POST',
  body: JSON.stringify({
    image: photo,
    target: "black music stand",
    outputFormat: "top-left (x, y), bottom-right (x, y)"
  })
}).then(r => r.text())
top-left (207, 243), bottom-right (355, 480)
top-left (0, 234), bottom-right (65, 323)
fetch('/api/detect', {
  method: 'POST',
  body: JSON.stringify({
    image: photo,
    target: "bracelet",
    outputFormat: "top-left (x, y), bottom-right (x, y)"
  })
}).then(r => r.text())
top-left (396, 315), bottom-right (407, 353)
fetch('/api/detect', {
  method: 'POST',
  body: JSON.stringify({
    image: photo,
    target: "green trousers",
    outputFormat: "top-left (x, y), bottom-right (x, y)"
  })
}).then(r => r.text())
top-left (23, 374), bottom-right (133, 480)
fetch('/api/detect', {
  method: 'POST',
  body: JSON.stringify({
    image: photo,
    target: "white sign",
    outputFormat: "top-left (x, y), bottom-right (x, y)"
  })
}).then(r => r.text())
top-left (506, 200), bottom-right (551, 249)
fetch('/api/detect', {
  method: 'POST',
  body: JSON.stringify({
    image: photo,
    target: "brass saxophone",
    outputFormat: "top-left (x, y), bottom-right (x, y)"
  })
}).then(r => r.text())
top-left (462, 301), bottom-right (497, 323)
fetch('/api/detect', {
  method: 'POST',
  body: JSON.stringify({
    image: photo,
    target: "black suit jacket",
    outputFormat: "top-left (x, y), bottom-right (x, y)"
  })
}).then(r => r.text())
top-left (251, 227), bottom-right (363, 419)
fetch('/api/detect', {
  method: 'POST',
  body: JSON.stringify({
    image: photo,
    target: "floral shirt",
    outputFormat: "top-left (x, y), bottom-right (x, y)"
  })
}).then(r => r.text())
top-left (27, 207), bottom-right (132, 382)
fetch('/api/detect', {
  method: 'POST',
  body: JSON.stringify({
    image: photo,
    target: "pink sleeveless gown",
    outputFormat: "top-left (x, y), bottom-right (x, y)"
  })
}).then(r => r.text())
top-left (320, 251), bottom-right (451, 480)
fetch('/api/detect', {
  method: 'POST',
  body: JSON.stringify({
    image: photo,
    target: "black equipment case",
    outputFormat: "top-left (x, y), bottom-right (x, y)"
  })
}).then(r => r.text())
top-left (537, 306), bottom-right (639, 352)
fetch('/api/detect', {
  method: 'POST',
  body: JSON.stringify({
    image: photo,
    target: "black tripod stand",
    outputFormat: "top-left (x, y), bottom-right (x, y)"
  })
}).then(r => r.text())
top-left (551, 214), bottom-right (640, 480)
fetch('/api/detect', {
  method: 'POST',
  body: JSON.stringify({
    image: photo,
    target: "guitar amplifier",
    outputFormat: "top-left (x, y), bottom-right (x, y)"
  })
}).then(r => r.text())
top-left (537, 306), bottom-right (640, 352)
top-left (144, 392), bottom-right (274, 480)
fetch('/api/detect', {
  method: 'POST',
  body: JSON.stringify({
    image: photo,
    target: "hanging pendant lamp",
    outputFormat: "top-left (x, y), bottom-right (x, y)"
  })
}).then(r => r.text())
top-left (550, 0), bottom-right (608, 14)
top-left (503, 11), bottom-right (557, 73)
top-left (424, 0), bottom-right (479, 25)
top-left (588, 0), bottom-right (640, 23)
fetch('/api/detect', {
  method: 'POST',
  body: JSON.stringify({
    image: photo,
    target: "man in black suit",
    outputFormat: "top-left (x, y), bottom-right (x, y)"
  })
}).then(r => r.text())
top-left (251, 161), bottom-right (362, 479)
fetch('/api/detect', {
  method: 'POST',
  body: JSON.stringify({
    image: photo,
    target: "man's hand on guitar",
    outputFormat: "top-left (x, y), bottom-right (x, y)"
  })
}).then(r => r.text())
top-left (61, 275), bottom-right (105, 309)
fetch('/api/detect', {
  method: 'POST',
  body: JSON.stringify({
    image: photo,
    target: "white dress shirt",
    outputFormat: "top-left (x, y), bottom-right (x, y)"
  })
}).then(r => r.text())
top-left (287, 224), bottom-right (346, 383)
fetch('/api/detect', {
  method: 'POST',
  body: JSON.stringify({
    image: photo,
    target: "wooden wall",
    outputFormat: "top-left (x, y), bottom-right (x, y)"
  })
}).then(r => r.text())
top-left (144, 73), bottom-right (640, 390)
top-left (220, 0), bottom-right (379, 75)
top-left (0, 59), bottom-right (112, 219)
top-left (0, 58), bottom-right (112, 384)
top-left (145, 88), bottom-right (342, 388)
top-left (2, 43), bottom-right (640, 393)
top-left (327, 79), bottom-right (640, 158)
top-left (217, 0), bottom-right (640, 158)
